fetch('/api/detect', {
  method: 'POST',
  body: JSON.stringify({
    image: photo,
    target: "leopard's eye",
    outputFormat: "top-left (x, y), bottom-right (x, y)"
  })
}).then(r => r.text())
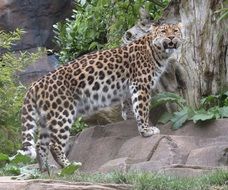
top-left (160, 29), bottom-right (166, 33)
top-left (174, 29), bottom-right (179, 32)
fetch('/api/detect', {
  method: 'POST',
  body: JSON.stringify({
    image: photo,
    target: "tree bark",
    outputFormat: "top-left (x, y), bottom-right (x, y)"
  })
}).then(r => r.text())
top-left (178, 0), bottom-right (228, 107)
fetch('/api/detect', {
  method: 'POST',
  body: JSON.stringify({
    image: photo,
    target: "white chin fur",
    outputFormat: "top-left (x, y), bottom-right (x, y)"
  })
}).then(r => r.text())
top-left (165, 49), bottom-right (175, 54)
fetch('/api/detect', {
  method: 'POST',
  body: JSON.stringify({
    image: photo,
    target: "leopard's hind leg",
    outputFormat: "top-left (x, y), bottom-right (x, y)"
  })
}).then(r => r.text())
top-left (121, 99), bottom-right (134, 120)
top-left (32, 114), bottom-right (53, 172)
top-left (36, 127), bottom-right (50, 172)
top-left (48, 103), bottom-right (77, 168)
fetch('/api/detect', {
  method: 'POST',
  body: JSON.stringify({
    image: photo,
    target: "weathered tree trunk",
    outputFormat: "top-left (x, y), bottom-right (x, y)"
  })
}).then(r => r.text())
top-left (178, 0), bottom-right (228, 107)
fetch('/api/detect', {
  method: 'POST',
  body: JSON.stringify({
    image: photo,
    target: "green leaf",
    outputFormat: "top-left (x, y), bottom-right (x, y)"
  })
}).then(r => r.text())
top-left (200, 95), bottom-right (216, 106)
top-left (89, 41), bottom-right (99, 50)
top-left (158, 112), bottom-right (173, 124)
top-left (215, 8), bottom-right (228, 14)
top-left (0, 153), bottom-right (9, 161)
top-left (220, 106), bottom-right (228, 118)
top-left (151, 92), bottom-right (185, 109)
top-left (218, 11), bottom-right (228, 22)
top-left (171, 107), bottom-right (192, 129)
top-left (80, 0), bottom-right (87, 6)
top-left (208, 106), bottom-right (221, 119)
top-left (191, 112), bottom-right (215, 123)
top-left (9, 153), bottom-right (33, 164)
top-left (59, 162), bottom-right (81, 176)
top-left (71, 117), bottom-right (88, 135)
top-left (3, 164), bottom-right (21, 175)
top-left (224, 98), bottom-right (228, 106)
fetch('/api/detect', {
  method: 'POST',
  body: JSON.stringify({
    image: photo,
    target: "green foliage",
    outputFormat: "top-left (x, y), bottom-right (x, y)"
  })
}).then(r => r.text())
top-left (9, 152), bottom-right (33, 165)
top-left (0, 29), bottom-right (41, 155)
top-left (0, 152), bottom-right (80, 178)
top-left (50, 170), bottom-right (228, 190)
top-left (151, 91), bottom-right (228, 129)
top-left (0, 29), bottom-right (23, 49)
top-left (157, 112), bottom-right (173, 124)
top-left (54, 0), bottom-right (169, 63)
top-left (70, 117), bottom-right (88, 135)
top-left (59, 162), bottom-right (81, 176)
top-left (0, 153), bottom-right (9, 162)
top-left (215, 8), bottom-right (228, 22)
top-left (0, 153), bottom-right (9, 168)
top-left (170, 106), bottom-right (193, 130)
top-left (0, 153), bottom-right (34, 176)
top-left (2, 164), bottom-right (21, 176)
top-left (150, 92), bottom-right (186, 109)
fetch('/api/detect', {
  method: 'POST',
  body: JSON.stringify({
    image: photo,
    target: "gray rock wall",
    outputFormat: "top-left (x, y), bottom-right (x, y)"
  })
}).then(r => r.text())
top-left (0, 0), bottom-right (74, 51)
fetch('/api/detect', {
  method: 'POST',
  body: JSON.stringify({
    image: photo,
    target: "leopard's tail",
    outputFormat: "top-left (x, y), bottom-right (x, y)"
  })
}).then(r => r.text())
top-left (17, 87), bottom-right (38, 159)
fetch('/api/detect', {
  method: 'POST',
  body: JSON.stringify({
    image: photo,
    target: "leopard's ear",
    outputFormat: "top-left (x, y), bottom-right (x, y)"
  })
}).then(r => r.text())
top-left (149, 25), bottom-right (155, 32)
top-left (149, 21), bottom-right (160, 31)
top-left (153, 20), bottom-right (161, 26)
top-left (177, 22), bottom-right (183, 29)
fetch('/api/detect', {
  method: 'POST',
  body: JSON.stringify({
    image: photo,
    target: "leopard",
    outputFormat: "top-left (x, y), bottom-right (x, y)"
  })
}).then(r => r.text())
top-left (18, 23), bottom-right (182, 171)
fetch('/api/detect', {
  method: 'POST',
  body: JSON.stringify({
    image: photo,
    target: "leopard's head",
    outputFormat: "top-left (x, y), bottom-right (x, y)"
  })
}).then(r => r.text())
top-left (151, 23), bottom-right (182, 52)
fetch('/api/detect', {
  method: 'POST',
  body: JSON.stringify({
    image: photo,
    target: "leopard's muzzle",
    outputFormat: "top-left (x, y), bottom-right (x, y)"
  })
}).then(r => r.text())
top-left (163, 39), bottom-right (179, 49)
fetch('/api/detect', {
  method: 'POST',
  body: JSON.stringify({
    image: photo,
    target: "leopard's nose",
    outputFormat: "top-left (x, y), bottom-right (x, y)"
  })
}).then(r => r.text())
top-left (168, 36), bottom-right (175, 40)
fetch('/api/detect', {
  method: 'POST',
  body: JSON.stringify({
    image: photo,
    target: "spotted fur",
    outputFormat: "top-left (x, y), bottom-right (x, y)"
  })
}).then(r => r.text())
top-left (19, 23), bottom-right (182, 171)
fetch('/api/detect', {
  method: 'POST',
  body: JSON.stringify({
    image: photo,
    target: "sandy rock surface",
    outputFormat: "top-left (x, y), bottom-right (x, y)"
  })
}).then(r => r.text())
top-left (0, 177), bottom-right (132, 190)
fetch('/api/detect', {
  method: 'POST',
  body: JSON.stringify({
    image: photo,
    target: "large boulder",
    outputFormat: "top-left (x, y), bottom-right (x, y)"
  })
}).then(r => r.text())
top-left (0, 0), bottom-right (74, 51)
top-left (68, 121), bottom-right (138, 172)
top-left (66, 119), bottom-right (228, 177)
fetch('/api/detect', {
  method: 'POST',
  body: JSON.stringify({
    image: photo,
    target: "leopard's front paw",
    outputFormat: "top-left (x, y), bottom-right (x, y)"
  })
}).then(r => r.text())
top-left (140, 127), bottom-right (160, 137)
top-left (121, 110), bottom-right (128, 120)
top-left (72, 161), bottom-right (82, 167)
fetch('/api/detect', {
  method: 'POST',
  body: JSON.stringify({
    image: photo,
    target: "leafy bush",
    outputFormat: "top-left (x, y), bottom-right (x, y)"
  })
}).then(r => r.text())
top-left (54, 0), bottom-right (169, 63)
top-left (0, 152), bottom-right (33, 176)
top-left (0, 152), bottom-right (80, 178)
top-left (151, 91), bottom-right (228, 129)
top-left (0, 29), bottom-right (41, 155)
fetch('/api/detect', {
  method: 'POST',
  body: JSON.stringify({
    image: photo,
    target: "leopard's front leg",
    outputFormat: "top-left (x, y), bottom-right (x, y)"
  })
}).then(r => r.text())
top-left (130, 84), bottom-right (160, 137)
